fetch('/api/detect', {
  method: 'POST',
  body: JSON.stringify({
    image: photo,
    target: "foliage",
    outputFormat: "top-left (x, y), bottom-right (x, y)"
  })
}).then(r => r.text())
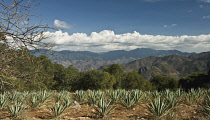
top-left (74, 90), bottom-right (86, 102)
top-left (179, 72), bottom-right (209, 90)
top-left (0, 0), bottom-right (54, 91)
top-left (121, 71), bottom-right (148, 90)
top-left (104, 64), bottom-right (125, 89)
top-left (7, 101), bottom-right (26, 118)
top-left (0, 93), bottom-right (8, 110)
top-left (50, 102), bottom-right (68, 118)
top-left (151, 75), bottom-right (178, 90)
top-left (120, 91), bottom-right (137, 109)
top-left (93, 97), bottom-right (114, 118)
top-left (87, 90), bottom-right (104, 105)
top-left (147, 96), bottom-right (170, 119)
top-left (106, 90), bottom-right (122, 104)
top-left (77, 70), bottom-right (116, 90)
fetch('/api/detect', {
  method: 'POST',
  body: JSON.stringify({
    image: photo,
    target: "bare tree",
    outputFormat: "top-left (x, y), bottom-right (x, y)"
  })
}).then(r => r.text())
top-left (0, 0), bottom-right (54, 50)
top-left (0, 0), bottom-right (54, 91)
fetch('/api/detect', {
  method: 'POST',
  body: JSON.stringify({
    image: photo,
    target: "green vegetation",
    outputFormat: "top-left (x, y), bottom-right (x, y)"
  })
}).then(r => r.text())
top-left (0, 89), bottom-right (210, 119)
top-left (0, 47), bottom-right (209, 91)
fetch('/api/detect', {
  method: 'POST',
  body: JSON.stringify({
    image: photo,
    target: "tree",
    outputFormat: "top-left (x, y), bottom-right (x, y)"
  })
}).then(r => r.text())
top-left (104, 64), bottom-right (125, 89)
top-left (53, 65), bottom-right (80, 91)
top-left (76, 70), bottom-right (116, 90)
top-left (150, 75), bottom-right (178, 90)
top-left (121, 71), bottom-right (148, 90)
top-left (0, 0), bottom-right (53, 91)
top-left (0, 0), bottom-right (53, 50)
top-left (179, 72), bottom-right (209, 90)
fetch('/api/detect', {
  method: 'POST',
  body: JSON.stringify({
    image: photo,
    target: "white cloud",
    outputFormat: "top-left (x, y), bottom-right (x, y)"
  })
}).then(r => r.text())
top-left (54, 20), bottom-right (71, 29)
top-left (43, 30), bottom-right (210, 53)
top-left (200, 0), bottom-right (210, 2)
top-left (203, 15), bottom-right (210, 19)
top-left (163, 24), bottom-right (177, 28)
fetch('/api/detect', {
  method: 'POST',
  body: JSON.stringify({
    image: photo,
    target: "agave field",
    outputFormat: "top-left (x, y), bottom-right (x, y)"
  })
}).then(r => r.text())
top-left (0, 89), bottom-right (210, 120)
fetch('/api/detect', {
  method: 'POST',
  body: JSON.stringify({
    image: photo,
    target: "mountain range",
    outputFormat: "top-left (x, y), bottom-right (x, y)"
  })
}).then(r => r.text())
top-left (31, 48), bottom-right (192, 71)
top-left (121, 51), bottom-right (210, 80)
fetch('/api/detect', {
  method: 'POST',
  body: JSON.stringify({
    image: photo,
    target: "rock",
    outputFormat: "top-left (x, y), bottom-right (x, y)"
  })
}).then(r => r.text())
top-left (71, 101), bottom-right (81, 108)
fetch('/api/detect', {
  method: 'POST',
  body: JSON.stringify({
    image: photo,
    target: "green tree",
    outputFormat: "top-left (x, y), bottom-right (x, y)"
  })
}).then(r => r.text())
top-left (179, 72), bottom-right (209, 90)
top-left (53, 63), bottom-right (69, 90)
top-left (104, 64), bottom-right (125, 89)
top-left (77, 70), bottom-right (116, 90)
top-left (121, 71), bottom-right (148, 90)
top-left (150, 75), bottom-right (178, 90)
top-left (61, 65), bottom-right (80, 91)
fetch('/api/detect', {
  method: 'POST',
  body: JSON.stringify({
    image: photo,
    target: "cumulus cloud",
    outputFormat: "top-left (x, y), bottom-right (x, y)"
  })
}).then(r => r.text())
top-left (54, 20), bottom-right (71, 29)
top-left (43, 30), bottom-right (210, 53)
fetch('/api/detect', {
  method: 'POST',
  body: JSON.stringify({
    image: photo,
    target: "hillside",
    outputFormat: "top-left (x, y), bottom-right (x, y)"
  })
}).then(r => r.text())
top-left (122, 51), bottom-right (210, 80)
top-left (31, 48), bottom-right (192, 71)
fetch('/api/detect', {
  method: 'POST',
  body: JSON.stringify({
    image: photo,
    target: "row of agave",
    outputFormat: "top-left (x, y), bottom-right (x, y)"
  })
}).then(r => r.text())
top-left (74, 88), bottom-right (210, 119)
top-left (0, 90), bottom-right (72, 118)
top-left (0, 88), bottom-right (210, 119)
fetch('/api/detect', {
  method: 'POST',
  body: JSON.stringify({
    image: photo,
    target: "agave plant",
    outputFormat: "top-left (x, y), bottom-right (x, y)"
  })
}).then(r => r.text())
top-left (28, 94), bottom-right (42, 109)
top-left (183, 89), bottom-right (204, 105)
top-left (50, 102), bottom-right (68, 118)
top-left (7, 101), bottom-right (26, 118)
top-left (201, 95), bottom-right (210, 117)
top-left (74, 90), bottom-right (86, 102)
top-left (55, 91), bottom-right (68, 103)
top-left (120, 92), bottom-right (136, 109)
top-left (147, 96), bottom-right (169, 119)
top-left (164, 91), bottom-right (178, 109)
top-left (131, 89), bottom-right (142, 104)
top-left (62, 95), bottom-right (72, 108)
top-left (93, 97), bottom-right (114, 118)
top-left (0, 93), bottom-right (8, 109)
top-left (87, 90), bottom-right (104, 105)
top-left (107, 90), bottom-right (122, 104)
top-left (38, 90), bottom-right (52, 103)
top-left (151, 90), bottom-right (161, 100)
top-left (7, 91), bottom-right (20, 102)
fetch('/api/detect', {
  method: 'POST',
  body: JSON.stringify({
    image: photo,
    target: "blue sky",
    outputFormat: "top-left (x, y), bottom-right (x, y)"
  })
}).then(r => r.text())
top-left (29, 0), bottom-right (210, 52)
top-left (36, 0), bottom-right (210, 36)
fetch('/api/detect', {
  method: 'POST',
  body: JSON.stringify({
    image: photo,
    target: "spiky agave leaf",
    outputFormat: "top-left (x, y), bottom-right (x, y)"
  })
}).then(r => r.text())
top-left (120, 92), bottom-right (136, 109)
top-left (87, 90), bottom-right (104, 105)
top-left (0, 93), bottom-right (8, 109)
top-left (7, 101), bottom-right (26, 118)
top-left (28, 94), bottom-right (41, 109)
top-left (50, 102), bottom-right (67, 118)
top-left (93, 97), bottom-right (114, 118)
top-left (74, 90), bottom-right (86, 102)
top-left (147, 96), bottom-right (169, 119)
top-left (107, 90), bottom-right (122, 104)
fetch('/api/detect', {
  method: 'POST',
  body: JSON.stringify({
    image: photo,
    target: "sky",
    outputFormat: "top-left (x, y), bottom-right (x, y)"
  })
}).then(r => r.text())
top-left (31, 0), bottom-right (210, 52)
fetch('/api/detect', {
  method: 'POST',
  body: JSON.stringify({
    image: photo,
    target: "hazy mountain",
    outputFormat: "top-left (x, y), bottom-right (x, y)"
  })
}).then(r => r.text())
top-left (121, 51), bottom-right (210, 80)
top-left (30, 48), bottom-right (192, 71)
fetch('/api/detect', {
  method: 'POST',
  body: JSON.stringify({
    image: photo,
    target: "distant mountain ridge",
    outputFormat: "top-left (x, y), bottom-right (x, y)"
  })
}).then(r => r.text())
top-left (121, 51), bottom-right (210, 80)
top-left (30, 48), bottom-right (192, 71)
